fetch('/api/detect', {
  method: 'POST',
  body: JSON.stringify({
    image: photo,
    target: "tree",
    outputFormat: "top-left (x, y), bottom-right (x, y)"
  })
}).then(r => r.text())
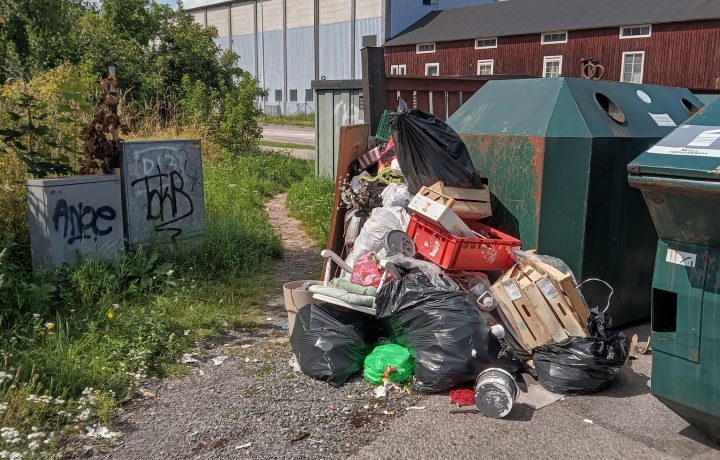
top-left (0, 0), bottom-right (87, 80)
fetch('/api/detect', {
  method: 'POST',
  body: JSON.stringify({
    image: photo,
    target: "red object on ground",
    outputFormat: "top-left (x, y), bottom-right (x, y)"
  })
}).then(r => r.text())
top-left (449, 388), bottom-right (476, 407)
top-left (406, 214), bottom-right (521, 271)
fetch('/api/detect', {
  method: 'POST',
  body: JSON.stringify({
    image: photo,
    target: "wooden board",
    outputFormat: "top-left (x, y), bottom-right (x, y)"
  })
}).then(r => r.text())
top-left (535, 275), bottom-right (588, 337)
top-left (524, 259), bottom-right (591, 325)
top-left (491, 267), bottom-right (536, 351)
top-left (323, 124), bottom-right (370, 278)
top-left (495, 273), bottom-right (552, 348)
top-left (421, 182), bottom-right (492, 219)
top-left (518, 277), bottom-right (569, 342)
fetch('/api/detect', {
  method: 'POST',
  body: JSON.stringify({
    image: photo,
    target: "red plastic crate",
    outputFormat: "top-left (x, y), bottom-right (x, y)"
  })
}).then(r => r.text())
top-left (406, 214), bottom-right (521, 271)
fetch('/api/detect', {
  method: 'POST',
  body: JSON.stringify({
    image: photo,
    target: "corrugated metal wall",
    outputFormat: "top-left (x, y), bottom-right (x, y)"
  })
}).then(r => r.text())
top-left (383, 19), bottom-right (720, 90)
top-left (187, 1), bottom-right (390, 114)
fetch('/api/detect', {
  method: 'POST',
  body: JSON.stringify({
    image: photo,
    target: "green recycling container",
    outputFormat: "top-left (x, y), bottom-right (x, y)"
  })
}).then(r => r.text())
top-left (628, 99), bottom-right (720, 440)
top-left (448, 78), bottom-right (702, 325)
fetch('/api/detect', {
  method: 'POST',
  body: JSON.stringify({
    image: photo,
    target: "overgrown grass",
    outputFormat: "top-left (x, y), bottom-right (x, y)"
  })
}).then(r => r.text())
top-left (0, 152), bottom-right (313, 457)
top-left (262, 114), bottom-right (315, 128)
top-left (287, 175), bottom-right (335, 248)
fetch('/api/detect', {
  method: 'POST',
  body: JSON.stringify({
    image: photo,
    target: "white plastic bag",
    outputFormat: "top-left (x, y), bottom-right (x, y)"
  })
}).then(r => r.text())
top-left (344, 207), bottom-right (410, 271)
top-left (381, 184), bottom-right (412, 208)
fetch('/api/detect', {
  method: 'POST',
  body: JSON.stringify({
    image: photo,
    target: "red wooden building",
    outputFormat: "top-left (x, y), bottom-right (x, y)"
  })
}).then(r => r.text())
top-left (383, 0), bottom-right (720, 91)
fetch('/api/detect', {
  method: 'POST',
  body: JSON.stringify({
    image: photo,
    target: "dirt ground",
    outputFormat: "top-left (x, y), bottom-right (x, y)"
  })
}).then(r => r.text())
top-left (91, 193), bottom-right (419, 459)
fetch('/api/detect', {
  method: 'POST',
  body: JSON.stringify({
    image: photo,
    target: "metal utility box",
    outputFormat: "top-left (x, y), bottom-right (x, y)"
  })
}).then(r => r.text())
top-left (26, 175), bottom-right (124, 268)
top-left (312, 79), bottom-right (364, 178)
top-left (628, 99), bottom-right (720, 440)
top-left (448, 78), bottom-right (702, 325)
top-left (120, 140), bottom-right (206, 249)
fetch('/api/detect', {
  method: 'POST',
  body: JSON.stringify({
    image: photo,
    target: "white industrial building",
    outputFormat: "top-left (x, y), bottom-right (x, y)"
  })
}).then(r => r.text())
top-left (184, 0), bottom-right (495, 115)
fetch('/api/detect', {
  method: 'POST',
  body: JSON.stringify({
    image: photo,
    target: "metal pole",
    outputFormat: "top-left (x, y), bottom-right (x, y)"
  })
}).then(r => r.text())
top-left (283, 0), bottom-right (288, 116)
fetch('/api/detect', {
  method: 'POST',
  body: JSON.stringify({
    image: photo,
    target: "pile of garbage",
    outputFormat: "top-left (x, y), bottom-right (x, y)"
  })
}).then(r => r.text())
top-left (286, 103), bottom-right (629, 419)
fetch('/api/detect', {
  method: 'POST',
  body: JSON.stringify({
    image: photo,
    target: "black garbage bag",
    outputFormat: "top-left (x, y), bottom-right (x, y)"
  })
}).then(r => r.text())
top-left (290, 303), bottom-right (374, 386)
top-left (390, 103), bottom-right (484, 194)
top-left (533, 309), bottom-right (629, 394)
top-left (375, 273), bottom-right (518, 392)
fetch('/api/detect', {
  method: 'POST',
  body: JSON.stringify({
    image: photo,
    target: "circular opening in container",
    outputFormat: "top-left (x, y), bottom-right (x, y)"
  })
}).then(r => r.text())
top-left (595, 93), bottom-right (626, 124)
top-left (681, 98), bottom-right (699, 115)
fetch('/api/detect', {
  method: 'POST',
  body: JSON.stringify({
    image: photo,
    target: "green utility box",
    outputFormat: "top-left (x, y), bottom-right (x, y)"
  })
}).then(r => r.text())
top-left (448, 78), bottom-right (702, 325)
top-left (628, 99), bottom-right (720, 440)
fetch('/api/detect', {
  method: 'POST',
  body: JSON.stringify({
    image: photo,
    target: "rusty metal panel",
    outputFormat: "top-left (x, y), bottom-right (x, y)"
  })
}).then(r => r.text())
top-left (461, 134), bottom-right (544, 249)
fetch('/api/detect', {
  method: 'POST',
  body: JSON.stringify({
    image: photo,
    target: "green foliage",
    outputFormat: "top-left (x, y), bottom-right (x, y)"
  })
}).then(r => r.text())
top-left (0, 154), bottom-right (314, 456)
top-left (0, 89), bottom-right (79, 177)
top-left (179, 75), bottom-right (218, 128)
top-left (287, 174), bottom-right (336, 247)
top-left (0, 234), bottom-right (54, 325)
top-left (0, 0), bottom-right (86, 80)
top-left (218, 72), bottom-right (267, 154)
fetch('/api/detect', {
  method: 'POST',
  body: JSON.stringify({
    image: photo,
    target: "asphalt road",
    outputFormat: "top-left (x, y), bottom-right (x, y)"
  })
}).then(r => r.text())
top-left (352, 324), bottom-right (720, 460)
top-left (262, 124), bottom-right (315, 145)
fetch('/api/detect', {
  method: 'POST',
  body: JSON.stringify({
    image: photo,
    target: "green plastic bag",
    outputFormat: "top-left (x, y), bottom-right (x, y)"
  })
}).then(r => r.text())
top-left (363, 343), bottom-right (414, 385)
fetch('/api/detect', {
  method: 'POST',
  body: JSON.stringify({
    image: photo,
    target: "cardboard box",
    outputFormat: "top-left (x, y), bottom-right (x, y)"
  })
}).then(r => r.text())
top-left (420, 181), bottom-right (492, 220)
top-left (408, 193), bottom-right (475, 238)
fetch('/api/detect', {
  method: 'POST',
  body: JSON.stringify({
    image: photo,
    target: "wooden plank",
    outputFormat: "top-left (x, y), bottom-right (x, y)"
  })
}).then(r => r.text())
top-left (499, 277), bottom-right (552, 347)
top-left (518, 278), bottom-right (569, 343)
top-left (323, 124), bottom-right (370, 277)
top-left (535, 275), bottom-right (589, 337)
top-left (524, 259), bottom-right (591, 325)
top-left (491, 282), bottom-right (534, 351)
top-left (361, 47), bottom-right (388, 135)
top-left (490, 267), bottom-right (536, 351)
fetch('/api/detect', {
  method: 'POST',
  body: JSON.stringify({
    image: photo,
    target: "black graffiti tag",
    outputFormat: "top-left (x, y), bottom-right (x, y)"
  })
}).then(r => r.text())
top-left (52, 199), bottom-right (117, 245)
top-left (131, 164), bottom-right (194, 239)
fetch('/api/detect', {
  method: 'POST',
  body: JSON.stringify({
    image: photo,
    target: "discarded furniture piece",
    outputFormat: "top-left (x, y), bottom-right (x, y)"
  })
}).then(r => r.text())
top-left (26, 175), bottom-right (124, 268)
top-left (325, 124), bottom-right (370, 276)
top-left (628, 98), bottom-right (720, 440)
top-left (120, 140), bottom-right (206, 249)
top-left (310, 249), bottom-right (399, 315)
top-left (449, 77), bottom-right (703, 325)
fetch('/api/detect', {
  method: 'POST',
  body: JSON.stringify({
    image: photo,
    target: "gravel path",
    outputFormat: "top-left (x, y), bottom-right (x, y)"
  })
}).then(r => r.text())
top-left (92, 193), bottom-right (420, 460)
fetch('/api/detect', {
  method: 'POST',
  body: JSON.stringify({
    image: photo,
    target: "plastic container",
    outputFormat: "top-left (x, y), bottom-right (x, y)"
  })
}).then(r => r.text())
top-left (474, 368), bottom-right (518, 419)
top-left (283, 280), bottom-right (319, 336)
top-left (375, 110), bottom-right (393, 142)
top-left (406, 214), bottom-right (521, 271)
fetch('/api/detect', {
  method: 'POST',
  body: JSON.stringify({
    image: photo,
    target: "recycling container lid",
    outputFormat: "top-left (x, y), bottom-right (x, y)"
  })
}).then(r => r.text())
top-left (629, 99), bottom-right (720, 181)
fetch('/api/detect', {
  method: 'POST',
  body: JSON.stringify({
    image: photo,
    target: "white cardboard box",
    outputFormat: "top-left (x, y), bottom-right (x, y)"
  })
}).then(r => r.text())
top-left (408, 194), bottom-right (475, 238)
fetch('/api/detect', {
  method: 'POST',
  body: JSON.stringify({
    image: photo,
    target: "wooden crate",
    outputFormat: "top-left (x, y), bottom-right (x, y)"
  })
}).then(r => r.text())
top-left (492, 258), bottom-right (590, 351)
top-left (417, 181), bottom-right (492, 220)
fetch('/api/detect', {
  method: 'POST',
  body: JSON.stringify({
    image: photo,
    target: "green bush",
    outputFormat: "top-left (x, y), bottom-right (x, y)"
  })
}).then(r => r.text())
top-left (217, 72), bottom-right (267, 154)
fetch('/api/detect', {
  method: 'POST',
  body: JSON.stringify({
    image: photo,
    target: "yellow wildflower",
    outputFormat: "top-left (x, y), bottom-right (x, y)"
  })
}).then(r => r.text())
top-left (38, 330), bottom-right (46, 337)
top-left (106, 311), bottom-right (114, 319)
top-left (46, 322), bottom-right (55, 330)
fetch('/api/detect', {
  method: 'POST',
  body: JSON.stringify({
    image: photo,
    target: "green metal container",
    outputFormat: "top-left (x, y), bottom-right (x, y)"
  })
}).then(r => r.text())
top-left (628, 99), bottom-right (720, 440)
top-left (448, 78), bottom-right (701, 325)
